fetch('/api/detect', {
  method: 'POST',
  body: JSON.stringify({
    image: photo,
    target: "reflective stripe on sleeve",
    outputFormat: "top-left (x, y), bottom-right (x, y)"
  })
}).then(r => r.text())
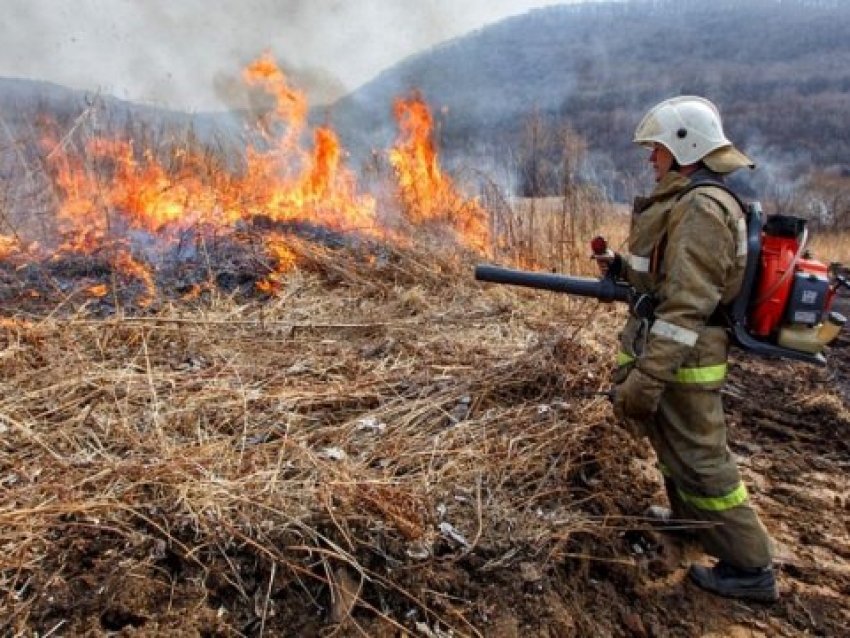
top-left (626, 254), bottom-right (651, 273)
top-left (736, 217), bottom-right (748, 258)
top-left (616, 352), bottom-right (727, 384)
top-left (650, 320), bottom-right (699, 347)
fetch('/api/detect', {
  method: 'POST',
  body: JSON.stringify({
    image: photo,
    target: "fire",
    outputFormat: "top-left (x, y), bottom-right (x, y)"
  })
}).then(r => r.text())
top-left (48, 135), bottom-right (240, 244)
top-left (0, 235), bottom-right (21, 261)
top-left (87, 284), bottom-right (109, 298)
top-left (389, 92), bottom-right (490, 252)
top-left (6, 53), bottom-right (492, 308)
top-left (112, 250), bottom-right (157, 306)
top-left (256, 233), bottom-right (300, 294)
top-left (240, 52), bottom-right (377, 233)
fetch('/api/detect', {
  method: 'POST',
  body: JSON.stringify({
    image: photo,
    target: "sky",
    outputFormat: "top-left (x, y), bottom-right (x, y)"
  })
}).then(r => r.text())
top-left (0, 0), bottom-right (600, 113)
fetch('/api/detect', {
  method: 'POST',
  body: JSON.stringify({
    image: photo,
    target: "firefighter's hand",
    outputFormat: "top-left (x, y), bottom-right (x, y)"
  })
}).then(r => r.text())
top-left (591, 251), bottom-right (623, 279)
top-left (590, 250), bottom-right (617, 276)
top-left (613, 367), bottom-right (665, 424)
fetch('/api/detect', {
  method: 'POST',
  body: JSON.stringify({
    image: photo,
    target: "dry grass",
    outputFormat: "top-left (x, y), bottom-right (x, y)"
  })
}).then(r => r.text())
top-left (0, 239), bottom-right (640, 635)
top-left (488, 195), bottom-right (628, 275)
top-left (807, 229), bottom-right (850, 267)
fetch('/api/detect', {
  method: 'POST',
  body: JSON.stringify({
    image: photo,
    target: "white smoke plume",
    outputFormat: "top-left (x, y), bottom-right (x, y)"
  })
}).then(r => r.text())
top-left (0, 0), bottom-right (578, 112)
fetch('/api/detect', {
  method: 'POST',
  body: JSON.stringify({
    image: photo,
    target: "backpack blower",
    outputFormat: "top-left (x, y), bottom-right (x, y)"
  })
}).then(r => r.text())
top-left (726, 202), bottom-right (846, 365)
top-left (474, 202), bottom-right (847, 366)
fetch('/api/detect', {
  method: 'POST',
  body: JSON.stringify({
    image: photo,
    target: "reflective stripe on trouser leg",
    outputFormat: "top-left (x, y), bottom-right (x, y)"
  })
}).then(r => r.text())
top-left (617, 352), bottom-right (728, 385)
top-left (658, 463), bottom-right (749, 511)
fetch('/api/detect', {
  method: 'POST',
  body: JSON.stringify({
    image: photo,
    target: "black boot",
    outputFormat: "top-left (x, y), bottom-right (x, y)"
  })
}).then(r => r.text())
top-left (688, 561), bottom-right (778, 602)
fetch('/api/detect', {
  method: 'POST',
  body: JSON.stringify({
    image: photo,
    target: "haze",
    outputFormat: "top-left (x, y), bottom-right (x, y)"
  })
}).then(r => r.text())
top-left (0, 0), bottom-right (606, 112)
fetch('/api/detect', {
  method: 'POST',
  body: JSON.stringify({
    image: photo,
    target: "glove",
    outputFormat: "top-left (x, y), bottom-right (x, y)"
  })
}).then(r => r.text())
top-left (590, 251), bottom-right (622, 278)
top-left (613, 367), bottom-right (665, 425)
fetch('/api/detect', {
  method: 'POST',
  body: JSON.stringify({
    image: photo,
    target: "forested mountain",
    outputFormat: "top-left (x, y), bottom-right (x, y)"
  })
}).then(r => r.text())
top-left (327, 0), bottom-right (850, 205)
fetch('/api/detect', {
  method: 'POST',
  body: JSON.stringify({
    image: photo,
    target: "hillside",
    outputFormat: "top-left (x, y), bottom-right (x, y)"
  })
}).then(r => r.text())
top-left (328, 0), bottom-right (850, 200)
top-left (0, 77), bottom-right (242, 140)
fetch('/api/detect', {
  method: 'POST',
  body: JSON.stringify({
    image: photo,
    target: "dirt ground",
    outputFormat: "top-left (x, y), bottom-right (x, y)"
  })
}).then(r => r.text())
top-left (1, 257), bottom-right (848, 638)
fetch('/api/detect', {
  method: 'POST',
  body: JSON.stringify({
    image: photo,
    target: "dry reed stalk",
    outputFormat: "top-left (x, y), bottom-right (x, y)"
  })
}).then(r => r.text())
top-left (498, 196), bottom-right (628, 275)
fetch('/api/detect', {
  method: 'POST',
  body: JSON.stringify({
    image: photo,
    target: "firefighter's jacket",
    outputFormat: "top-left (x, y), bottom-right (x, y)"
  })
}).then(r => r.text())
top-left (617, 170), bottom-right (748, 389)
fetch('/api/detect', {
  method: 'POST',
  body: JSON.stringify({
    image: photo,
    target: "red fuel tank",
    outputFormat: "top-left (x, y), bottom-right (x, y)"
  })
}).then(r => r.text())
top-left (749, 233), bottom-right (798, 337)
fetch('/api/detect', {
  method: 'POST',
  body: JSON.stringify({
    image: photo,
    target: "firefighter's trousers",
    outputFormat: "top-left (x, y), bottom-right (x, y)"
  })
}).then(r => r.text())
top-left (647, 385), bottom-right (774, 569)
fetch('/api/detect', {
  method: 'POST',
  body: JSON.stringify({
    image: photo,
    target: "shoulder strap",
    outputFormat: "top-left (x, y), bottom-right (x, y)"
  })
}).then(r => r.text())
top-left (675, 170), bottom-right (754, 327)
top-left (676, 169), bottom-right (747, 212)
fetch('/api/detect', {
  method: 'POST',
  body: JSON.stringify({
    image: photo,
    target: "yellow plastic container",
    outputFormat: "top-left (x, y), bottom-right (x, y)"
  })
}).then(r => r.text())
top-left (778, 325), bottom-right (823, 354)
top-left (817, 311), bottom-right (847, 345)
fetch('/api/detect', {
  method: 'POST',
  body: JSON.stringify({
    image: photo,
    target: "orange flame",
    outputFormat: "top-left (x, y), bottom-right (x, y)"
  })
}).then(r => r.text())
top-left (20, 55), bottom-right (492, 306)
top-left (0, 235), bottom-right (21, 261)
top-left (112, 249), bottom-right (157, 306)
top-left (257, 233), bottom-right (300, 294)
top-left (49, 135), bottom-right (235, 246)
top-left (240, 52), bottom-right (377, 233)
top-left (87, 284), bottom-right (109, 298)
top-left (389, 92), bottom-right (489, 252)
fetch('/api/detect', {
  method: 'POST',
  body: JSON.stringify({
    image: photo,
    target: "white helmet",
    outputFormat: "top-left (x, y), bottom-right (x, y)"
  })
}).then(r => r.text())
top-left (634, 96), bottom-right (732, 166)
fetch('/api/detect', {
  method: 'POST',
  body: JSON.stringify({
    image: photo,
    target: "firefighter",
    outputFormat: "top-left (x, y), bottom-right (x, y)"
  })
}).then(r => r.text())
top-left (598, 96), bottom-right (778, 602)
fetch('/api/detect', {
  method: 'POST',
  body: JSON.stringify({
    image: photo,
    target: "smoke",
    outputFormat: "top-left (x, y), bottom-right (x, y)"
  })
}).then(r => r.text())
top-left (0, 0), bottom-right (570, 112)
